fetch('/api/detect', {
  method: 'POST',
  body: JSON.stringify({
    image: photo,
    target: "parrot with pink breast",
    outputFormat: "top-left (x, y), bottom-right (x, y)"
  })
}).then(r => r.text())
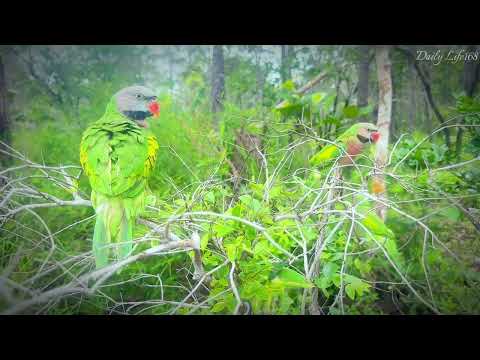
top-left (310, 122), bottom-right (380, 167)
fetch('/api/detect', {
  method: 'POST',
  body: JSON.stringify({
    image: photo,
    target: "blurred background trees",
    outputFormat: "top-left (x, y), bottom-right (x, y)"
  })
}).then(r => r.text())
top-left (1, 44), bottom-right (478, 148)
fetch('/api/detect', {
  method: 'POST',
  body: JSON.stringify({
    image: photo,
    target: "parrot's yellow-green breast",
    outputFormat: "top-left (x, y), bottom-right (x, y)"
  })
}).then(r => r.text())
top-left (80, 116), bottom-right (159, 199)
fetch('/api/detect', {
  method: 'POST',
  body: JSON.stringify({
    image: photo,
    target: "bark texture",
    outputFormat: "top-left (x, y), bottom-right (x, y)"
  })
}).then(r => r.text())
top-left (374, 46), bottom-right (392, 221)
top-left (0, 54), bottom-right (10, 165)
top-left (281, 45), bottom-right (293, 83)
top-left (211, 45), bottom-right (225, 121)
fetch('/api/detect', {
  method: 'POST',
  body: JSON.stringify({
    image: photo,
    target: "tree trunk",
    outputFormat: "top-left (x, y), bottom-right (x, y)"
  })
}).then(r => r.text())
top-left (374, 46), bottom-right (392, 221)
top-left (390, 62), bottom-right (397, 140)
top-left (255, 46), bottom-right (265, 105)
top-left (457, 45), bottom-right (480, 160)
top-left (424, 87), bottom-right (431, 133)
top-left (463, 45), bottom-right (480, 97)
top-left (407, 55), bottom-right (417, 132)
top-left (211, 45), bottom-right (225, 125)
top-left (357, 46), bottom-right (370, 122)
top-left (281, 45), bottom-right (293, 84)
top-left (0, 54), bottom-right (9, 158)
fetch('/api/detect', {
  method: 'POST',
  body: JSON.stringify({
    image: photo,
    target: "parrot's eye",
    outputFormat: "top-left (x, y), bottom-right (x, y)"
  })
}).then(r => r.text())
top-left (136, 94), bottom-right (142, 99)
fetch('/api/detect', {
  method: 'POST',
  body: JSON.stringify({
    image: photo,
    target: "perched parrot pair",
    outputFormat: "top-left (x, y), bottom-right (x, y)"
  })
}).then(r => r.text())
top-left (310, 123), bottom-right (380, 167)
top-left (80, 86), bottom-right (160, 269)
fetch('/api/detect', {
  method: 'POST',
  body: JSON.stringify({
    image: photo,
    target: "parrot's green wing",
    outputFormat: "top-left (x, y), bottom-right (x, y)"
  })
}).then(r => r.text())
top-left (310, 143), bottom-right (343, 166)
top-left (80, 120), bottom-right (157, 199)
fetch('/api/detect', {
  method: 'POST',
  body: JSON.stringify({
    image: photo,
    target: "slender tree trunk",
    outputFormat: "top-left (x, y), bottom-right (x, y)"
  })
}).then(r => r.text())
top-left (390, 63), bottom-right (397, 140)
top-left (463, 45), bottom-right (480, 97)
top-left (357, 46), bottom-right (370, 122)
top-left (211, 45), bottom-right (225, 126)
top-left (457, 45), bottom-right (480, 160)
top-left (255, 46), bottom-right (265, 105)
top-left (280, 45), bottom-right (294, 127)
top-left (424, 87), bottom-right (431, 133)
top-left (407, 56), bottom-right (417, 132)
top-left (424, 63), bottom-right (449, 146)
top-left (374, 46), bottom-right (392, 221)
top-left (281, 45), bottom-right (293, 83)
top-left (423, 64), bottom-right (432, 134)
top-left (0, 55), bottom-right (9, 161)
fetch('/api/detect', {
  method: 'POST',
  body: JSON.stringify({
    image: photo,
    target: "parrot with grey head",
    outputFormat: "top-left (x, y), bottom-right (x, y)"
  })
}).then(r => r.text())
top-left (80, 85), bottom-right (160, 269)
top-left (310, 122), bottom-right (380, 167)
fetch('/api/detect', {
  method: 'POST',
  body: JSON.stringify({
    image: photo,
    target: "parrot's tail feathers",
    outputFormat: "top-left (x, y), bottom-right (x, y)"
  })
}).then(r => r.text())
top-left (92, 197), bottom-right (137, 269)
top-left (116, 214), bottom-right (134, 261)
top-left (93, 214), bottom-right (110, 269)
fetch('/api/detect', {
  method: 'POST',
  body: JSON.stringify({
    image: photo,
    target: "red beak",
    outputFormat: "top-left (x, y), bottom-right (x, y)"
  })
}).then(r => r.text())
top-left (148, 101), bottom-right (160, 117)
top-left (370, 131), bottom-right (380, 143)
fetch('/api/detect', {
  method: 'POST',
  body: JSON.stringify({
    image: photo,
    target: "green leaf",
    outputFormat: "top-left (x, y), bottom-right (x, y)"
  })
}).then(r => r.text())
top-left (382, 236), bottom-right (405, 270)
top-left (323, 115), bottom-right (340, 125)
top-left (275, 268), bottom-right (313, 289)
top-left (239, 194), bottom-right (253, 206)
top-left (245, 121), bottom-right (263, 135)
top-left (204, 191), bottom-right (215, 204)
top-left (200, 233), bottom-right (209, 251)
top-left (251, 199), bottom-right (263, 213)
top-left (214, 222), bottom-right (235, 237)
top-left (249, 183), bottom-right (265, 197)
top-left (282, 80), bottom-right (296, 92)
top-left (358, 104), bottom-right (374, 116)
top-left (354, 258), bottom-right (371, 275)
top-left (434, 171), bottom-right (461, 186)
top-left (278, 295), bottom-right (295, 313)
top-left (269, 185), bottom-right (283, 200)
top-left (342, 105), bottom-right (360, 119)
top-left (253, 241), bottom-right (269, 258)
top-left (311, 92), bottom-right (327, 105)
top-left (440, 207), bottom-right (461, 221)
top-left (231, 204), bottom-right (242, 217)
top-left (390, 182), bottom-right (405, 194)
top-left (319, 93), bottom-right (336, 113)
top-left (322, 262), bottom-right (339, 279)
top-left (239, 194), bottom-right (262, 213)
top-left (225, 244), bottom-right (237, 262)
top-left (361, 212), bottom-right (395, 238)
top-left (301, 225), bottom-right (317, 242)
top-left (345, 283), bottom-right (356, 300)
top-left (331, 273), bottom-right (341, 287)
top-left (344, 274), bottom-right (371, 298)
top-left (211, 302), bottom-right (226, 313)
top-left (314, 276), bottom-right (333, 297)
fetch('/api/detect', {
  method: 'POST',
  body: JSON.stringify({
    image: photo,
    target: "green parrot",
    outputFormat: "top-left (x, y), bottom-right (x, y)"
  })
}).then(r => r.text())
top-left (310, 122), bottom-right (380, 166)
top-left (80, 86), bottom-right (160, 269)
